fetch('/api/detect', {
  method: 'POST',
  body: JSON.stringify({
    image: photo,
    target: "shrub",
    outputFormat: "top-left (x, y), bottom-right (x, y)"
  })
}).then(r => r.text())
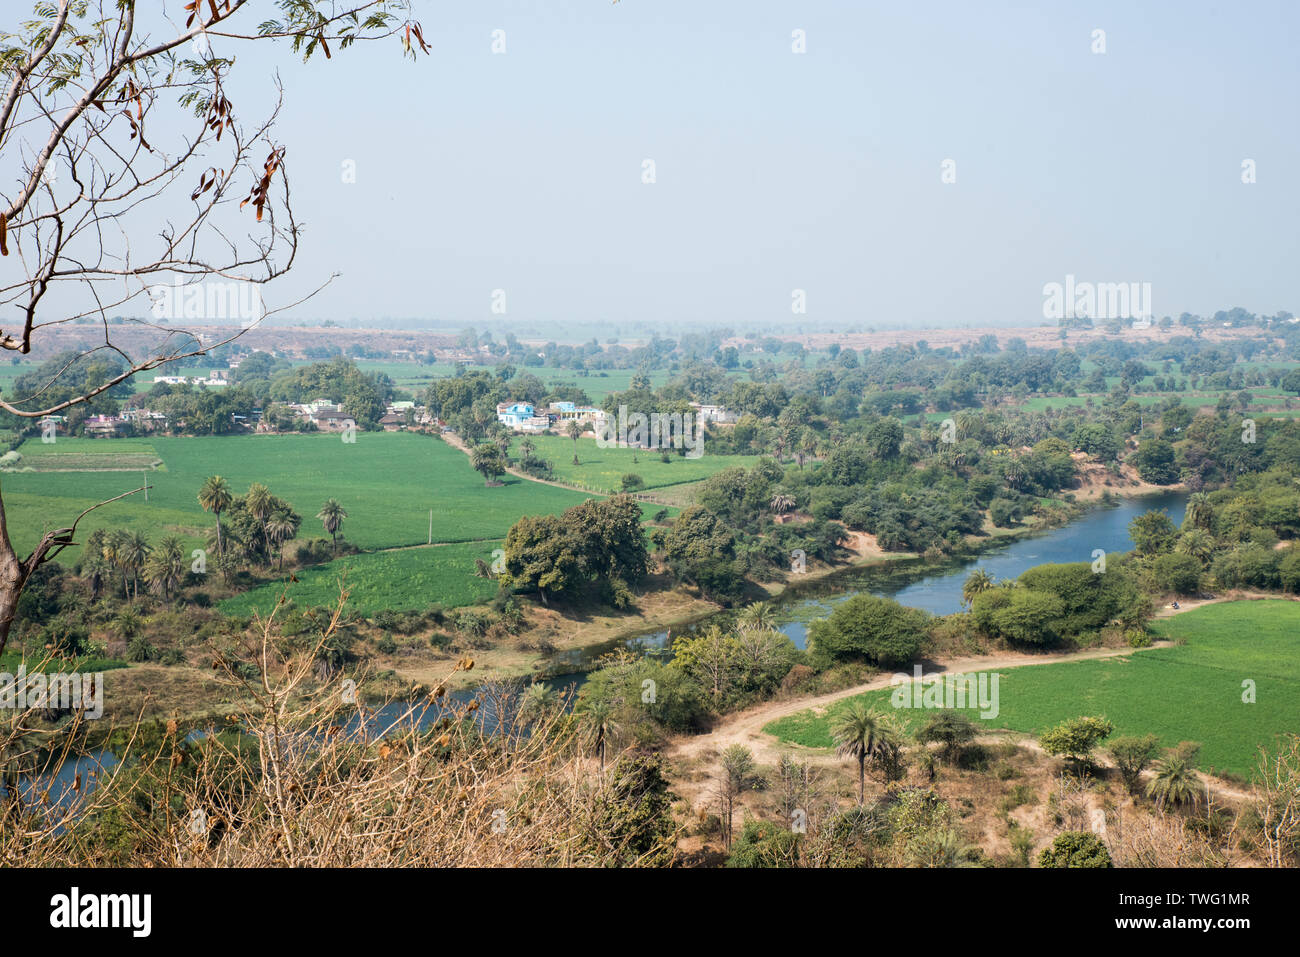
top-left (1038, 831), bottom-right (1113, 868)
top-left (807, 593), bottom-right (929, 668)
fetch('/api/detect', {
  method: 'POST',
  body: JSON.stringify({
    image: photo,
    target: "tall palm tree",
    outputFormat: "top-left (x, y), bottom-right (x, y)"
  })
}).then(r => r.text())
top-left (519, 437), bottom-right (535, 459)
top-left (577, 698), bottom-right (618, 774)
top-left (101, 528), bottom-right (130, 597)
top-left (961, 568), bottom-right (994, 608)
top-left (198, 475), bottom-right (233, 556)
top-left (144, 535), bottom-right (185, 600)
top-left (245, 482), bottom-right (274, 557)
top-left (121, 532), bottom-right (150, 601)
top-left (266, 510), bottom-right (300, 570)
top-left (567, 419), bottom-right (583, 464)
top-left (317, 499), bottom-right (348, 552)
top-left (1183, 492), bottom-right (1214, 533)
top-left (832, 701), bottom-right (901, 804)
top-left (82, 551), bottom-right (109, 601)
top-left (1146, 756), bottom-right (1204, 812)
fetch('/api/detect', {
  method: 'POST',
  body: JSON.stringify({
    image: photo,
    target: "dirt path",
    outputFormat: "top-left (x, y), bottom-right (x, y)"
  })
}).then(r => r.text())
top-left (667, 644), bottom-right (1166, 770)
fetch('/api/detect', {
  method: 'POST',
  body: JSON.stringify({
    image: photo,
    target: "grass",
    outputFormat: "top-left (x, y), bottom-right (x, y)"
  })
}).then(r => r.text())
top-left (2, 432), bottom-right (591, 560)
top-left (219, 541), bottom-right (503, 617)
top-left (764, 600), bottom-right (1300, 778)
top-left (517, 435), bottom-right (760, 492)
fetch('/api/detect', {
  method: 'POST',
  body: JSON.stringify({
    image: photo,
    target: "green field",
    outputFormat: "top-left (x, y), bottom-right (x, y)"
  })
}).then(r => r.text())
top-left (2, 432), bottom-right (591, 560)
top-left (765, 601), bottom-right (1300, 778)
top-left (517, 435), bottom-right (761, 493)
top-left (219, 541), bottom-right (502, 617)
top-left (6, 437), bottom-right (164, 471)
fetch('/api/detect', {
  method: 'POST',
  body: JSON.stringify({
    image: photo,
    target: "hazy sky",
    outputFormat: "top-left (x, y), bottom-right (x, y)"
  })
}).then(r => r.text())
top-left (223, 0), bottom-right (1298, 330)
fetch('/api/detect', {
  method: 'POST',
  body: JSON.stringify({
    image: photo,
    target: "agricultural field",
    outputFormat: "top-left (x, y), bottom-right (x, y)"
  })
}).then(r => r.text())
top-left (517, 435), bottom-right (762, 493)
top-left (2, 432), bottom-right (591, 560)
top-left (219, 540), bottom-right (503, 617)
top-left (4, 437), bottom-right (164, 471)
top-left (764, 600), bottom-right (1300, 778)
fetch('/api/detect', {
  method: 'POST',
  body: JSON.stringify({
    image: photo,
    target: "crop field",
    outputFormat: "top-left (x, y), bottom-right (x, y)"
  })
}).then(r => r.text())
top-left (219, 540), bottom-right (503, 617)
top-left (764, 600), bottom-right (1300, 778)
top-left (5, 437), bottom-right (165, 471)
top-left (3, 432), bottom-right (591, 560)
top-left (517, 435), bottom-right (761, 493)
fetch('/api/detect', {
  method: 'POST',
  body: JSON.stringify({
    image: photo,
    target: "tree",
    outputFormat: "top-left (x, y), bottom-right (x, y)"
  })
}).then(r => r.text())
top-left (586, 754), bottom-right (678, 866)
top-left (1146, 753), bottom-right (1203, 812)
top-left (471, 443), bottom-right (506, 487)
top-left (1039, 715), bottom-right (1114, 769)
top-left (1151, 552), bottom-right (1201, 596)
top-left (832, 701), bottom-right (903, 803)
top-left (1183, 492), bottom-right (1214, 533)
top-left (1108, 733), bottom-right (1161, 794)
top-left (1129, 510), bottom-right (1178, 557)
top-left (317, 499), bottom-right (348, 551)
top-left (198, 476), bottom-right (233, 557)
top-left (1037, 831), bottom-right (1113, 868)
top-left (770, 492), bottom-right (796, 515)
top-left (916, 711), bottom-right (977, 763)
top-left (808, 593), bottom-right (929, 668)
top-left (143, 535), bottom-right (185, 600)
top-left (961, 568), bottom-right (993, 608)
top-left (0, 1), bottom-right (428, 659)
top-left (718, 744), bottom-right (756, 850)
top-left (567, 419), bottom-right (583, 464)
top-left (620, 473), bottom-right (644, 492)
top-left (1131, 438), bottom-right (1179, 485)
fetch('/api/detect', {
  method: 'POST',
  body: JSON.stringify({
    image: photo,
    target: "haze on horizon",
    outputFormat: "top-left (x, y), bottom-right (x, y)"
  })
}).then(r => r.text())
top-left (141, 1), bottom-right (1300, 331)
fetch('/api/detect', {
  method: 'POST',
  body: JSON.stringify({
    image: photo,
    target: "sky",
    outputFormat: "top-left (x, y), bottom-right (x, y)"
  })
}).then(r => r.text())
top-left (105, 1), bottom-right (1300, 331)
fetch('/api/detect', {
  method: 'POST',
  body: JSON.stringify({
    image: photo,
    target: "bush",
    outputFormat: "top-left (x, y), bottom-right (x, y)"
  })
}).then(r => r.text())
top-left (1151, 552), bottom-right (1201, 596)
top-left (807, 593), bottom-right (928, 668)
top-left (620, 473), bottom-right (645, 492)
top-left (1038, 831), bottom-right (1113, 868)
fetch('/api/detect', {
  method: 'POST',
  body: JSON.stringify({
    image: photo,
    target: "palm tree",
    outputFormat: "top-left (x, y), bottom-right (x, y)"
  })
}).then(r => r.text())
top-left (101, 528), bottom-right (129, 597)
top-left (245, 482), bottom-right (274, 557)
top-left (567, 420), bottom-right (583, 464)
top-left (1146, 755), bottom-right (1204, 812)
top-left (1183, 492), bottom-right (1214, 533)
top-left (120, 531), bottom-right (150, 601)
top-left (517, 683), bottom-right (559, 725)
top-left (471, 444), bottom-right (506, 487)
top-left (736, 601), bottom-right (777, 632)
top-left (577, 698), bottom-right (618, 774)
top-left (770, 492), bottom-right (796, 516)
top-left (317, 499), bottom-right (348, 552)
top-left (198, 475), bottom-right (233, 556)
top-left (144, 535), bottom-right (185, 600)
top-left (266, 510), bottom-right (300, 570)
top-left (832, 701), bottom-right (902, 804)
top-left (1175, 528), bottom-right (1214, 564)
top-left (961, 568), bottom-right (994, 608)
top-left (82, 551), bottom-right (110, 601)
top-left (519, 437), bottom-right (535, 459)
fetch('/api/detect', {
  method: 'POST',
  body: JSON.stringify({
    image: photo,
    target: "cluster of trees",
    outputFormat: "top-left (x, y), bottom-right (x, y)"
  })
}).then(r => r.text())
top-left (967, 561), bottom-right (1147, 647)
top-left (1128, 476), bottom-right (1300, 596)
top-left (501, 496), bottom-right (650, 607)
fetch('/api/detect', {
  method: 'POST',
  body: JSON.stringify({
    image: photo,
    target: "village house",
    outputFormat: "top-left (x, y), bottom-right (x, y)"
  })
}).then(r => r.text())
top-left (83, 414), bottom-right (128, 438)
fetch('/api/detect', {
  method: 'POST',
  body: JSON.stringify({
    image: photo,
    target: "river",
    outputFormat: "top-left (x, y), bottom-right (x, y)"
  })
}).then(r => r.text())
top-left (547, 489), bottom-right (1188, 666)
